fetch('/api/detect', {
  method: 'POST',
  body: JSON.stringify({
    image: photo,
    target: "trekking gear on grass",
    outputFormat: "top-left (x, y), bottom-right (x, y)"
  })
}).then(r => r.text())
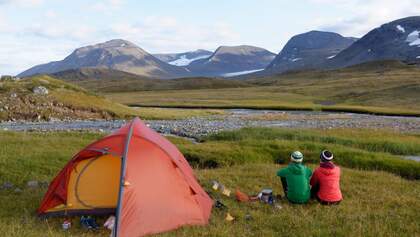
top-left (38, 118), bottom-right (212, 237)
top-left (277, 162), bottom-right (312, 204)
top-left (235, 189), bottom-right (251, 202)
top-left (80, 216), bottom-right (98, 230)
top-left (211, 180), bottom-right (231, 197)
top-left (62, 219), bottom-right (71, 230)
top-left (225, 213), bottom-right (235, 222)
top-left (215, 200), bottom-right (227, 210)
top-left (257, 189), bottom-right (275, 204)
top-left (104, 215), bottom-right (116, 230)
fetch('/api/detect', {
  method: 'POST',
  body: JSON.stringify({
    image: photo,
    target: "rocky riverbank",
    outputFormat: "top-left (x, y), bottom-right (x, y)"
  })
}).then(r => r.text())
top-left (1, 109), bottom-right (419, 139)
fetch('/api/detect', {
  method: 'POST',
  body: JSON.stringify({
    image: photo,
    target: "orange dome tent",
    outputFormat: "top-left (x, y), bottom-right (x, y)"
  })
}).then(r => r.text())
top-left (38, 118), bottom-right (213, 237)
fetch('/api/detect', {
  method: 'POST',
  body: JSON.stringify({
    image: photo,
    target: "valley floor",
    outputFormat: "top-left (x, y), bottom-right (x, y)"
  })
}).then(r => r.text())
top-left (104, 64), bottom-right (420, 117)
top-left (0, 128), bottom-right (419, 236)
top-left (0, 164), bottom-right (419, 237)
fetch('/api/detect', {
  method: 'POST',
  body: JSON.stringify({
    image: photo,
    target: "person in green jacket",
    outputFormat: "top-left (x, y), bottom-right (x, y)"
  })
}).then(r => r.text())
top-left (277, 151), bottom-right (312, 204)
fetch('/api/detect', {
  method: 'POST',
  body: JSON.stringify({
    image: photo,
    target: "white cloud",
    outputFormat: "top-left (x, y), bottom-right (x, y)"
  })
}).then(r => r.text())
top-left (23, 22), bottom-right (96, 41)
top-left (44, 9), bottom-right (57, 18)
top-left (0, 0), bottom-right (44, 7)
top-left (92, 0), bottom-right (124, 12)
top-left (0, 14), bottom-right (15, 33)
top-left (109, 17), bottom-right (240, 53)
top-left (311, 0), bottom-right (420, 37)
top-left (0, 37), bottom-right (76, 75)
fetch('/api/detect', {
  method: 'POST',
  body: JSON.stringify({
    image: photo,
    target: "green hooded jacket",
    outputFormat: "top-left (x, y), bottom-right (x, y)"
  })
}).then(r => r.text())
top-left (277, 163), bottom-right (312, 203)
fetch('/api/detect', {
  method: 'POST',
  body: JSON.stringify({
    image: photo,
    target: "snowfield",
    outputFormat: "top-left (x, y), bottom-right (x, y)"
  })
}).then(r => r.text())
top-left (222, 68), bottom-right (264, 77)
top-left (396, 25), bottom-right (405, 33)
top-left (406, 30), bottom-right (420, 46)
top-left (168, 55), bottom-right (211, 66)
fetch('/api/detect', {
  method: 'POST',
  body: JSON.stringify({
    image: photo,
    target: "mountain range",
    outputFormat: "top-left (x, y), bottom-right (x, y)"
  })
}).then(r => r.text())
top-left (18, 39), bottom-right (190, 79)
top-left (18, 16), bottom-right (420, 79)
top-left (186, 45), bottom-right (275, 77)
top-left (326, 16), bottom-right (420, 69)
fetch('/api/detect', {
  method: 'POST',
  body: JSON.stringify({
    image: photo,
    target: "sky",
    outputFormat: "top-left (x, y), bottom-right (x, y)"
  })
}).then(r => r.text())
top-left (0, 0), bottom-right (419, 75)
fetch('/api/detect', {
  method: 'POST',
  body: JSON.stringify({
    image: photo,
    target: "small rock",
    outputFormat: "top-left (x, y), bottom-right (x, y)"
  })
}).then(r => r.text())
top-left (14, 188), bottom-right (22, 193)
top-left (39, 181), bottom-right (49, 188)
top-left (32, 86), bottom-right (49, 95)
top-left (10, 93), bottom-right (17, 98)
top-left (27, 180), bottom-right (39, 189)
top-left (1, 182), bottom-right (14, 190)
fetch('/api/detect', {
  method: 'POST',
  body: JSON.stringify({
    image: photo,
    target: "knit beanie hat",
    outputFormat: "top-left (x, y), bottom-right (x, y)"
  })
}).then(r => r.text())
top-left (320, 150), bottom-right (334, 162)
top-left (290, 151), bottom-right (303, 163)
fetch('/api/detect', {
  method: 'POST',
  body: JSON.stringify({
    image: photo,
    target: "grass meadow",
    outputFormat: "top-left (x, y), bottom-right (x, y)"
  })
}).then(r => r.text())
top-left (105, 61), bottom-right (420, 117)
top-left (0, 128), bottom-right (419, 236)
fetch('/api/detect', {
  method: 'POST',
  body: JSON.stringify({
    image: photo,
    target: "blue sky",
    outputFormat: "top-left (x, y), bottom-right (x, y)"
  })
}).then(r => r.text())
top-left (0, 0), bottom-right (419, 75)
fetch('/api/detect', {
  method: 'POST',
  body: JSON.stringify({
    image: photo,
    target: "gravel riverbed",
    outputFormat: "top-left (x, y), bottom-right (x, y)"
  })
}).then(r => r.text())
top-left (1, 109), bottom-right (419, 139)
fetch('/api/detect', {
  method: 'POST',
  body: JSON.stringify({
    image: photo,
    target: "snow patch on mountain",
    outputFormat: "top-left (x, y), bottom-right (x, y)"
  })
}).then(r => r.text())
top-left (406, 30), bottom-right (420, 46)
top-left (417, 56), bottom-right (420, 59)
top-left (168, 55), bottom-right (211, 66)
top-left (327, 55), bottom-right (336, 59)
top-left (291, 58), bottom-right (302, 62)
top-left (222, 68), bottom-right (264, 77)
top-left (396, 25), bottom-right (405, 33)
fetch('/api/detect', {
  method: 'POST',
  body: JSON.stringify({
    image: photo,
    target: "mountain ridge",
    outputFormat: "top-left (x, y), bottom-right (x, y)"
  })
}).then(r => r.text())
top-left (186, 45), bottom-right (276, 76)
top-left (326, 16), bottom-right (420, 69)
top-left (265, 30), bottom-right (357, 74)
top-left (18, 39), bottom-right (190, 79)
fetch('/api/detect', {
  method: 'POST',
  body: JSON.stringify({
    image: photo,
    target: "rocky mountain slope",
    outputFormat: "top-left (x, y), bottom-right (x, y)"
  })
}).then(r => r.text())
top-left (153, 49), bottom-right (213, 66)
top-left (18, 39), bottom-right (190, 79)
top-left (186, 45), bottom-right (276, 76)
top-left (265, 31), bottom-right (357, 74)
top-left (327, 16), bottom-right (420, 68)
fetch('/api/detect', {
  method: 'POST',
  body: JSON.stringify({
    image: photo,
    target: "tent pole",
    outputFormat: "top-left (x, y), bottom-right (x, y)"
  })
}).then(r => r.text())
top-left (113, 119), bottom-right (136, 237)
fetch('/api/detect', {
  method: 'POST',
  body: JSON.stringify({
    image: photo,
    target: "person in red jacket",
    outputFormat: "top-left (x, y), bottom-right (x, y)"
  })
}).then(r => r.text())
top-left (310, 150), bottom-right (342, 205)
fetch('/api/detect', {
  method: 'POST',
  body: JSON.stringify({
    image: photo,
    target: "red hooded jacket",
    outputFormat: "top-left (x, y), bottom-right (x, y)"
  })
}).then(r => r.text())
top-left (310, 162), bottom-right (342, 202)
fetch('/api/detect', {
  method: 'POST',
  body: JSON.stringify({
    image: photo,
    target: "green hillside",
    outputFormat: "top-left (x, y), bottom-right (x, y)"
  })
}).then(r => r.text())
top-left (0, 75), bottom-right (222, 121)
top-left (53, 68), bottom-right (249, 93)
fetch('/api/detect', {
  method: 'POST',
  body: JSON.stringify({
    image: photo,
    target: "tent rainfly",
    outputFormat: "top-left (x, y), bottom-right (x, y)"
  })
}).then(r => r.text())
top-left (38, 118), bottom-right (213, 237)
